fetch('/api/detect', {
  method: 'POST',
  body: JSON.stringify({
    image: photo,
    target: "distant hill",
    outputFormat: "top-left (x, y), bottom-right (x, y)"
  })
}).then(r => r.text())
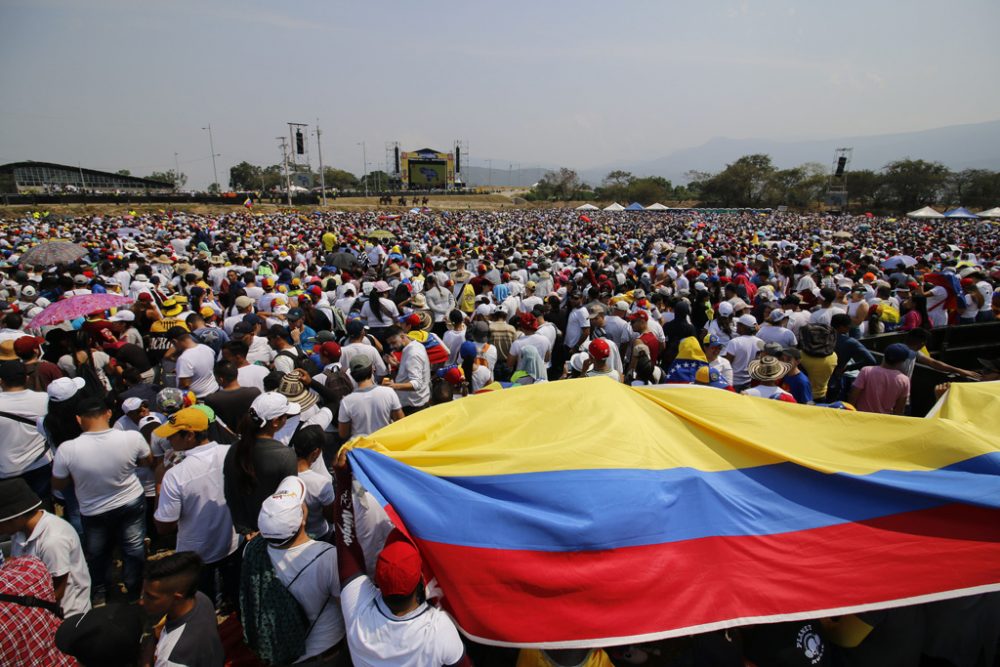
top-left (579, 120), bottom-right (1000, 185)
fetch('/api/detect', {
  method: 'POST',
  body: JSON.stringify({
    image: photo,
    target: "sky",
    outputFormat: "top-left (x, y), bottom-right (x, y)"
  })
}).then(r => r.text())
top-left (1, 0), bottom-right (998, 189)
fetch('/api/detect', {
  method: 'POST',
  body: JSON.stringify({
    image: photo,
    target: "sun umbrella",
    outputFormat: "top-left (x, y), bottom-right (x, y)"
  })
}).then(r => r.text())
top-left (881, 255), bottom-right (918, 269)
top-left (832, 231), bottom-right (853, 239)
top-left (18, 241), bottom-right (88, 266)
top-left (367, 230), bottom-right (396, 240)
top-left (30, 293), bottom-right (133, 328)
top-left (327, 251), bottom-right (359, 271)
top-left (115, 227), bottom-right (142, 237)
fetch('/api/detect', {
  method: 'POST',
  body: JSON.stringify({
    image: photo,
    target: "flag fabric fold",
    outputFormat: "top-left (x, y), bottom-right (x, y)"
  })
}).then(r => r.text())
top-left (346, 378), bottom-right (1000, 648)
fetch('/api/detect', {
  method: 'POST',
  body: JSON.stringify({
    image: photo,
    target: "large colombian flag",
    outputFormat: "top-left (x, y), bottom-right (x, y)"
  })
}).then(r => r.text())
top-left (345, 378), bottom-right (1000, 648)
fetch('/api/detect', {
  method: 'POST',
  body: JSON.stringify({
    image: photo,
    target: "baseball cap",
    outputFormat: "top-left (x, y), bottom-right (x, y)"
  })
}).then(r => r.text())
top-left (587, 305), bottom-right (605, 320)
top-left (349, 354), bottom-right (373, 374)
top-left (47, 376), bottom-right (86, 401)
top-left (375, 530), bottom-right (423, 596)
top-left (588, 338), bottom-right (610, 360)
top-left (165, 325), bottom-right (190, 341)
top-left (258, 476), bottom-right (306, 544)
top-left (781, 347), bottom-right (802, 360)
top-left (437, 365), bottom-right (464, 386)
top-left (613, 300), bottom-right (629, 312)
top-left (20, 284), bottom-right (37, 298)
top-left (0, 478), bottom-right (42, 522)
top-left (250, 391), bottom-right (301, 423)
top-left (768, 309), bottom-right (788, 323)
top-left (199, 306), bottom-right (216, 318)
top-left (232, 322), bottom-right (253, 337)
top-left (152, 407), bottom-right (208, 438)
top-left (12, 336), bottom-right (43, 356)
top-left (884, 343), bottom-right (916, 364)
top-left (399, 313), bottom-right (421, 327)
top-left (627, 310), bottom-right (648, 322)
top-left (703, 333), bottom-right (723, 348)
top-left (121, 397), bottom-right (146, 414)
top-left (718, 302), bottom-right (734, 317)
top-left (109, 310), bottom-right (135, 322)
top-left (287, 307), bottom-right (304, 321)
top-left (346, 319), bottom-right (366, 337)
top-left (518, 312), bottom-right (538, 331)
top-left (737, 314), bottom-right (758, 329)
top-left (319, 341), bottom-right (341, 361)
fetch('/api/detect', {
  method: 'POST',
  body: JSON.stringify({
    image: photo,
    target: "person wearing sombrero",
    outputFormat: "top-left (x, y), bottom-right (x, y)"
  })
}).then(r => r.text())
top-left (742, 355), bottom-right (796, 403)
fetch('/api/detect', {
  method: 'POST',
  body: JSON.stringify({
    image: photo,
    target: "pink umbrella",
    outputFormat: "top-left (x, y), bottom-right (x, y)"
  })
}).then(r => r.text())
top-left (30, 293), bottom-right (134, 328)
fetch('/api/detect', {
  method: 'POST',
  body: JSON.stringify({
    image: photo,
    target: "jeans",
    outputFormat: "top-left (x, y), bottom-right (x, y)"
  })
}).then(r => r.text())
top-left (199, 540), bottom-right (244, 613)
top-left (81, 495), bottom-right (147, 600)
top-left (13, 463), bottom-right (52, 510)
top-left (55, 484), bottom-right (84, 537)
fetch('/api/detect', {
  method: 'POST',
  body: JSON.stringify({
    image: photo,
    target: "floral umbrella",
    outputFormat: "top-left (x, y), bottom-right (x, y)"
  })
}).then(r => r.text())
top-left (30, 293), bottom-right (133, 328)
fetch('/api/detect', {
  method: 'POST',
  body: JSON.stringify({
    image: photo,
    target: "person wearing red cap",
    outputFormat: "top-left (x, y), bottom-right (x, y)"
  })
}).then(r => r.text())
top-left (627, 310), bottom-right (661, 365)
top-left (583, 338), bottom-right (621, 382)
top-left (333, 458), bottom-right (470, 667)
top-left (507, 311), bottom-right (552, 374)
top-left (13, 335), bottom-right (62, 391)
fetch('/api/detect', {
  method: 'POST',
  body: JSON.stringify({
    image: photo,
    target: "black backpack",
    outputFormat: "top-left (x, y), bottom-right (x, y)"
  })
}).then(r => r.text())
top-left (799, 323), bottom-right (837, 357)
top-left (276, 349), bottom-right (321, 377)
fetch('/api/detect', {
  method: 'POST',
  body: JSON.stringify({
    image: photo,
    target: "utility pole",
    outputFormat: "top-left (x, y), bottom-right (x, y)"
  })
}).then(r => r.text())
top-left (278, 136), bottom-right (291, 207)
top-left (173, 152), bottom-right (180, 190)
top-left (358, 141), bottom-right (368, 197)
top-left (315, 120), bottom-right (327, 206)
top-left (202, 124), bottom-right (219, 191)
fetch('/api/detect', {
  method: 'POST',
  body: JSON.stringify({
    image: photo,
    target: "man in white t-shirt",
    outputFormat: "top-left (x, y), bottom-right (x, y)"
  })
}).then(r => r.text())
top-left (507, 312), bottom-right (552, 370)
top-left (168, 327), bottom-right (220, 398)
top-left (153, 408), bottom-right (240, 610)
top-left (52, 397), bottom-right (154, 603)
top-left (0, 478), bottom-right (91, 616)
top-left (333, 461), bottom-right (470, 667)
top-left (0, 360), bottom-right (52, 500)
top-left (564, 290), bottom-right (591, 352)
top-left (724, 315), bottom-right (765, 392)
top-left (756, 309), bottom-right (797, 349)
top-left (256, 476), bottom-right (345, 663)
top-left (339, 356), bottom-right (403, 440)
top-left (924, 283), bottom-right (950, 328)
top-left (384, 327), bottom-right (431, 414)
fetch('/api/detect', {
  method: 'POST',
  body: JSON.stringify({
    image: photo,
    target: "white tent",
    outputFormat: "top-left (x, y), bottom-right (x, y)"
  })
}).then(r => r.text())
top-left (906, 206), bottom-right (944, 219)
top-left (575, 203), bottom-right (599, 211)
top-left (976, 207), bottom-right (1000, 219)
top-left (603, 202), bottom-right (626, 211)
top-left (646, 202), bottom-right (670, 210)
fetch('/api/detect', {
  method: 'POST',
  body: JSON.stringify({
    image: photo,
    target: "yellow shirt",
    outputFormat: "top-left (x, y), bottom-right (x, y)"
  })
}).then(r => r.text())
top-left (799, 352), bottom-right (838, 400)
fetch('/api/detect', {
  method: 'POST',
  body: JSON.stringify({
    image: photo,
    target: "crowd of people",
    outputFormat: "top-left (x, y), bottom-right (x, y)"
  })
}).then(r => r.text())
top-left (0, 206), bottom-right (998, 666)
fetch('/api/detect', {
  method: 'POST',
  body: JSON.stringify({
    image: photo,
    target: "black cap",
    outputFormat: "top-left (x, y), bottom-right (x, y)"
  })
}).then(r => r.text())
top-left (232, 322), bottom-right (253, 336)
top-left (0, 360), bottom-right (27, 383)
top-left (0, 478), bottom-right (42, 522)
top-left (287, 307), bottom-right (304, 321)
top-left (165, 326), bottom-right (190, 341)
top-left (55, 604), bottom-right (144, 667)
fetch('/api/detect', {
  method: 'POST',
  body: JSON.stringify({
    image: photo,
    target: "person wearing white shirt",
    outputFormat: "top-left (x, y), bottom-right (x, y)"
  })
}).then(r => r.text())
top-left (1, 478), bottom-right (92, 616)
top-left (383, 327), bottom-right (430, 413)
top-left (153, 408), bottom-right (241, 609)
top-left (756, 309), bottom-right (798, 349)
top-left (52, 397), bottom-right (154, 603)
top-left (724, 316), bottom-right (765, 391)
top-left (0, 361), bottom-right (52, 499)
top-left (169, 328), bottom-right (220, 398)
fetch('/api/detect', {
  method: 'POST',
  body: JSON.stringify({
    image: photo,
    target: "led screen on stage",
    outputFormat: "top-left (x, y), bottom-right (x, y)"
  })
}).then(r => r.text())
top-left (408, 161), bottom-right (446, 188)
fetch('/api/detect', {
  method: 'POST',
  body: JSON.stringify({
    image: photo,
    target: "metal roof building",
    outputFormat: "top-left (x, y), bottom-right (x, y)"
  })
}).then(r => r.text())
top-left (0, 161), bottom-right (174, 194)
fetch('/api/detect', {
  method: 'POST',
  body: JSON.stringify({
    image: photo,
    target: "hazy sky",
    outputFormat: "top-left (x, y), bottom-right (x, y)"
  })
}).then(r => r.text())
top-left (2, 0), bottom-right (998, 188)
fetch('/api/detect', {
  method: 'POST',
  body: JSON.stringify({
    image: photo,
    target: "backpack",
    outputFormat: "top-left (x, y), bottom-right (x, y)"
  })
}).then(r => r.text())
top-left (240, 537), bottom-right (332, 666)
top-left (799, 323), bottom-right (837, 357)
top-left (276, 349), bottom-right (321, 377)
top-left (322, 363), bottom-right (354, 412)
top-left (877, 301), bottom-right (900, 325)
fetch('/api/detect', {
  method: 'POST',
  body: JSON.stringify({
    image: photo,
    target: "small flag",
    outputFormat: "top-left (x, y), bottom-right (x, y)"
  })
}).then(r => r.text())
top-left (244, 197), bottom-right (253, 209)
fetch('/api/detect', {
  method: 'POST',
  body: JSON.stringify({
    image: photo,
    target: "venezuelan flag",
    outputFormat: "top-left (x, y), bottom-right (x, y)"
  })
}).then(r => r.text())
top-left (346, 379), bottom-right (1000, 648)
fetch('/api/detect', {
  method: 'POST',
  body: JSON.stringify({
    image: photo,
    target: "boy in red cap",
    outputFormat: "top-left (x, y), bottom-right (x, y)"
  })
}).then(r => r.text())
top-left (334, 455), bottom-right (470, 666)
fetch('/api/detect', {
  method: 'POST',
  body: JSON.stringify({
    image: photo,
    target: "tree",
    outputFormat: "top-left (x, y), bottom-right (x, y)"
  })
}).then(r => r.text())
top-left (229, 161), bottom-right (261, 190)
top-left (880, 159), bottom-right (950, 212)
top-left (147, 170), bottom-right (186, 188)
top-left (322, 167), bottom-right (359, 191)
top-left (844, 170), bottom-right (883, 210)
top-left (359, 170), bottom-right (390, 192)
top-left (944, 169), bottom-right (1000, 209)
top-left (627, 176), bottom-right (674, 205)
top-left (697, 154), bottom-right (776, 206)
top-left (115, 169), bottom-right (131, 177)
top-left (207, 182), bottom-right (221, 195)
top-left (533, 168), bottom-right (582, 200)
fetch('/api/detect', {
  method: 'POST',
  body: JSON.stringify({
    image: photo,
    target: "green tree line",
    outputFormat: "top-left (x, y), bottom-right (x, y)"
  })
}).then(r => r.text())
top-left (226, 162), bottom-right (359, 192)
top-left (527, 156), bottom-right (1000, 211)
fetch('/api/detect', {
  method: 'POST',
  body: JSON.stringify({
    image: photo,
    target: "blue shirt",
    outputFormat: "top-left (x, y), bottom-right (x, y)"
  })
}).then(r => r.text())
top-left (835, 334), bottom-right (877, 370)
top-left (782, 371), bottom-right (813, 404)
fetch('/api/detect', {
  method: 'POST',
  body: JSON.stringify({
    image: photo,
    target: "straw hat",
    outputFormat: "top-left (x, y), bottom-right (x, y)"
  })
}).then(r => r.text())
top-left (747, 355), bottom-right (791, 382)
top-left (277, 372), bottom-right (318, 412)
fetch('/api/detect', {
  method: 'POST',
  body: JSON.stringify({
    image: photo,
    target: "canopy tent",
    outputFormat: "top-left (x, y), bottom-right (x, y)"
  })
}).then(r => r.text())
top-left (625, 202), bottom-right (645, 211)
top-left (574, 203), bottom-right (599, 211)
top-left (645, 202), bottom-right (670, 210)
top-left (602, 202), bottom-right (625, 211)
top-left (345, 378), bottom-right (1000, 648)
top-left (906, 206), bottom-right (944, 219)
top-left (976, 207), bottom-right (1000, 219)
top-left (945, 207), bottom-right (979, 219)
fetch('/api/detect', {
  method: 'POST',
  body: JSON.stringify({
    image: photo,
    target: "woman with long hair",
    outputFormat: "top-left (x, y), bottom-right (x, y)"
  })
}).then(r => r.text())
top-left (901, 293), bottom-right (931, 331)
top-left (40, 377), bottom-right (87, 536)
top-left (360, 281), bottom-right (399, 344)
top-left (222, 392), bottom-right (299, 534)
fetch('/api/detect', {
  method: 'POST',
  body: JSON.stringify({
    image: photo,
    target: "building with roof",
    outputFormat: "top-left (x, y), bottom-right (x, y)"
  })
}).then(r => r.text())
top-left (0, 161), bottom-right (174, 194)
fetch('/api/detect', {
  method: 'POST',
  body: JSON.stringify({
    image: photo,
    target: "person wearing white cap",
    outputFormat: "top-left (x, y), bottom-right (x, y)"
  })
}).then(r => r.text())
top-left (248, 475), bottom-right (345, 663)
top-left (724, 314), bottom-right (764, 392)
top-left (707, 300), bottom-right (735, 346)
top-left (756, 308), bottom-right (797, 349)
top-left (222, 392), bottom-right (299, 534)
top-left (109, 309), bottom-right (143, 348)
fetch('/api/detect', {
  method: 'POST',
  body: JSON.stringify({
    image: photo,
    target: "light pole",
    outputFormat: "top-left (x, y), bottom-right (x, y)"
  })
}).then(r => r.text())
top-left (202, 124), bottom-right (219, 192)
top-left (315, 120), bottom-right (327, 206)
top-left (173, 152), bottom-right (180, 190)
top-left (358, 142), bottom-right (368, 197)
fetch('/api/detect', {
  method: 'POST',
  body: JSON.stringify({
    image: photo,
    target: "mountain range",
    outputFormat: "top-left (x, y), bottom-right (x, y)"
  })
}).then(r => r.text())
top-left (460, 120), bottom-right (1000, 187)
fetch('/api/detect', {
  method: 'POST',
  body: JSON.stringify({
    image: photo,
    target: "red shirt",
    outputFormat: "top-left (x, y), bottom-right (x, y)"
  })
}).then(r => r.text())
top-left (640, 332), bottom-right (661, 364)
top-left (0, 557), bottom-right (76, 667)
